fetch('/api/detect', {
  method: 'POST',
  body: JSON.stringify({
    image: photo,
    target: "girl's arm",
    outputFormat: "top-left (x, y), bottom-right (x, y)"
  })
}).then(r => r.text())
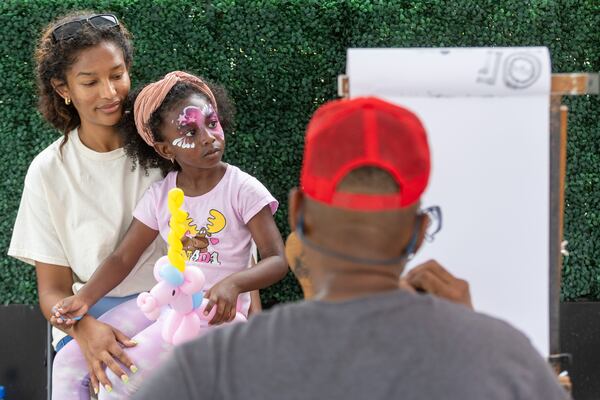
top-left (247, 249), bottom-right (263, 316)
top-left (248, 290), bottom-right (263, 316)
top-left (55, 219), bottom-right (159, 320)
top-left (232, 206), bottom-right (288, 291)
top-left (204, 206), bottom-right (288, 324)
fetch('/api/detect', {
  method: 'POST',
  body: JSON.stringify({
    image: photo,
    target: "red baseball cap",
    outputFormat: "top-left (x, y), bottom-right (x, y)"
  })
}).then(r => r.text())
top-left (300, 97), bottom-right (430, 210)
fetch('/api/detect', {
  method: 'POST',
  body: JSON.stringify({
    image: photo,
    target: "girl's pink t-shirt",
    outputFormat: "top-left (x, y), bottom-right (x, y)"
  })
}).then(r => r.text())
top-left (133, 164), bottom-right (278, 315)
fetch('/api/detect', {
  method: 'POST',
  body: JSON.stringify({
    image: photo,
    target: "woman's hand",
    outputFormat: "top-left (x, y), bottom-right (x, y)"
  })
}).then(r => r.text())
top-left (203, 278), bottom-right (241, 325)
top-left (51, 294), bottom-right (90, 325)
top-left (71, 316), bottom-right (138, 394)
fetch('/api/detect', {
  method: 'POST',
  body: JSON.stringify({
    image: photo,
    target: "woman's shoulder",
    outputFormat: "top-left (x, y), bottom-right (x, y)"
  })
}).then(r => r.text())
top-left (25, 135), bottom-right (68, 184)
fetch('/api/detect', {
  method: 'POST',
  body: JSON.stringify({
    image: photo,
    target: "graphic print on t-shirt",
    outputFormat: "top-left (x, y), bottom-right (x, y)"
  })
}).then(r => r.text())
top-left (180, 209), bottom-right (226, 264)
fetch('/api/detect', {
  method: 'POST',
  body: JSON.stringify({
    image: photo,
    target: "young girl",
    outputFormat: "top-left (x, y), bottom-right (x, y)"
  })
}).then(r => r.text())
top-left (54, 71), bottom-right (288, 398)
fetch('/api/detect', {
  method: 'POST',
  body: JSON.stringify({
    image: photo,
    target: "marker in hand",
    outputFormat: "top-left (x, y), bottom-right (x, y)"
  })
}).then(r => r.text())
top-left (52, 306), bottom-right (83, 323)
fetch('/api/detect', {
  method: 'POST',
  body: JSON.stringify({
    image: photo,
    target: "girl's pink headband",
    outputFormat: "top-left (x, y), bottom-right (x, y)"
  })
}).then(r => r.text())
top-left (133, 71), bottom-right (218, 146)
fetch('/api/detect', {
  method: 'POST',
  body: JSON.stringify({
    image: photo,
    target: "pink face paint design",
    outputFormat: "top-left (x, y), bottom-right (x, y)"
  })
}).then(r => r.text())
top-left (173, 104), bottom-right (224, 151)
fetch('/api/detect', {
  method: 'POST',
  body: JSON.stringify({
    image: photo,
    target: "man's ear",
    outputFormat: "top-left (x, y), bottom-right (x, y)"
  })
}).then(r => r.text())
top-left (51, 78), bottom-right (70, 102)
top-left (153, 141), bottom-right (174, 161)
top-left (412, 212), bottom-right (429, 255)
top-left (288, 188), bottom-right (304, 231)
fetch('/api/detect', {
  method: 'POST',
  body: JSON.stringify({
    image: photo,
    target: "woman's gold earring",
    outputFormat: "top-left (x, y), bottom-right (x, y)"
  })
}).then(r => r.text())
top-left (65, 97), bottom-right (71, 105)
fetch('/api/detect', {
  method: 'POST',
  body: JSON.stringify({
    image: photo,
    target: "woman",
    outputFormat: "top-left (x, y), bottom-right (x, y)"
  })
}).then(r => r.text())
top-left (9, 11), bottom-right (261, 398)
top-left (8, 11), bottom-right (163, 397)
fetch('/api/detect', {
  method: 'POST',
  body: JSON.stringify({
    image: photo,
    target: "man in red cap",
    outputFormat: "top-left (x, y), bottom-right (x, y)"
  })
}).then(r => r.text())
top-left (134, 97), bottom-right (568, 400)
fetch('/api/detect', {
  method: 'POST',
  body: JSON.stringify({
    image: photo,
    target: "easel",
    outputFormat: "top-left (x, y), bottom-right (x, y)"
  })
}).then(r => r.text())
top-left (336, 71), bottom-right (600, 392)
top-left (548, 72), bottom-right (598, 392)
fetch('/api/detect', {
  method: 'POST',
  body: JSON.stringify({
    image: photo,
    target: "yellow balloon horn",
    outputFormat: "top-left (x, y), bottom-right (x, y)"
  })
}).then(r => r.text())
top-left (167, 188), bottom-right (187, 272)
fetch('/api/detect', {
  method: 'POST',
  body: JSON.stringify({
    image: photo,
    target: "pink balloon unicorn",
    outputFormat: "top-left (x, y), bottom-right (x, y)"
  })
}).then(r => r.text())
top-left (137, 256), bottom-right (246, 345)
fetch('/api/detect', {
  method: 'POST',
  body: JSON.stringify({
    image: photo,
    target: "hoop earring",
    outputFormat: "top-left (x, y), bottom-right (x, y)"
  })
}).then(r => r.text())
top-left (64, 97), bottom-right (71, 105)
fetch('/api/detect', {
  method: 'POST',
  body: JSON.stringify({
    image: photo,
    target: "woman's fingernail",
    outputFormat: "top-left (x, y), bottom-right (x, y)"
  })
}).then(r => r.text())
top-left (130, 365), bottom-right (138, 373)
top-left (121, 374), bottom-right (129, 383)
top-left (94, 386), bottom-right (99, 395)
top-left (105, 385), bottom-right (112, 392)
top-left (130, 339), bottom-right (139, 345)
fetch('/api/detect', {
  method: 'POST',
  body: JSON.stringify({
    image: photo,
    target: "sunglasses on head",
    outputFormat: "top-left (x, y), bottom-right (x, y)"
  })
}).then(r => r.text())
top-left (51, 14), bottom-right (119, 43)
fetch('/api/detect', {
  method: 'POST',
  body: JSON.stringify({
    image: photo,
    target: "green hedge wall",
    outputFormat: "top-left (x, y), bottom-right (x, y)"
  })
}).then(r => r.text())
top-left (0, 0), bottom-right (598, 305)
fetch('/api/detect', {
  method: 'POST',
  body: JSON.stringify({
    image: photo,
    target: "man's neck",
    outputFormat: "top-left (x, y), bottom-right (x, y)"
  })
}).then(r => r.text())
top-left (312, 267), bottom-right (402, 302)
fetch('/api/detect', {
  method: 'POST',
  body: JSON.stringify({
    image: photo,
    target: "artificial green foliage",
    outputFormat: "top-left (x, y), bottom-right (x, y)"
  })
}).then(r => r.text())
top-left (0, 0), bottom-right (598, 305)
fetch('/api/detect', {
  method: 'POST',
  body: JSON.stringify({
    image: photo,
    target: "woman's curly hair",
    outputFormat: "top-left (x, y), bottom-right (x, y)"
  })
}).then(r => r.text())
top-left (119, 79), bottom-right (235, 176)
top-left (35, 11), bottom-right (133, 145)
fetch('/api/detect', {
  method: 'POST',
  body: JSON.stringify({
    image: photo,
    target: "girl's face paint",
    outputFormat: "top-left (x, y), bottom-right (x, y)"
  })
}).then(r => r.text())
top-left (159, 93), bottom-right (226, 169)
top-left (172, 103), bottom-right (224, 150)
top-left (172, 136), bottom-right (195, 149)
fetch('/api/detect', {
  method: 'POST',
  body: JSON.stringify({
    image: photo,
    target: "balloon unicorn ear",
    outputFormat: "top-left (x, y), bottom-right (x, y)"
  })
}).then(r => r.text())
top-left (153, 256), bottom-right (171, 281)
top-left (180, 267), bottom-right (206, 294)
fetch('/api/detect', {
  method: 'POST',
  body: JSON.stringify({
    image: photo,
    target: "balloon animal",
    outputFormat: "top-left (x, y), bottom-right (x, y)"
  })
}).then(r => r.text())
top-left (137, 256), bottom-right (246, 345)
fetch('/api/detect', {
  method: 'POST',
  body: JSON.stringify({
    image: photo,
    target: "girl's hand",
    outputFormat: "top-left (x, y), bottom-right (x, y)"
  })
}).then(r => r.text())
top-left (203, 279), bottom-right (241, 325)
top-left (51, 294), bottom-right (90, 325)
top-left (49, 313), bottom-right (75, 331)
top-left (71, 316), bottom-right (138, 394)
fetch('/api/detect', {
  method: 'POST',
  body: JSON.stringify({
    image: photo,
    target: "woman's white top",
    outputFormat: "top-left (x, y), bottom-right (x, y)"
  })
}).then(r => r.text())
top-left (9, 129), bottom-right (165, 297)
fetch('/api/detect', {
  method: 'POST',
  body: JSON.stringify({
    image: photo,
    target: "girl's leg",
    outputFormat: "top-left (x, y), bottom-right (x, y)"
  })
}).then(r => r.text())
top-left (52, 298), bottom-right (153, 399)
top-left (98, 320), bottom-right (174, 399)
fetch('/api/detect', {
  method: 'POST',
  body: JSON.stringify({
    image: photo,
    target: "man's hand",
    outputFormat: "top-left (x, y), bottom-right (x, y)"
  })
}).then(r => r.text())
top-left (71, 316), bottom-right (138, 394)
top-left (401, 259), bottom-right (473, 309)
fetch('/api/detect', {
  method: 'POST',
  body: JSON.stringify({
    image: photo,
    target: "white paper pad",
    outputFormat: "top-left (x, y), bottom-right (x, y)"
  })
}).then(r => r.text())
top-left (348, 47), bottom-right (551, 355)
